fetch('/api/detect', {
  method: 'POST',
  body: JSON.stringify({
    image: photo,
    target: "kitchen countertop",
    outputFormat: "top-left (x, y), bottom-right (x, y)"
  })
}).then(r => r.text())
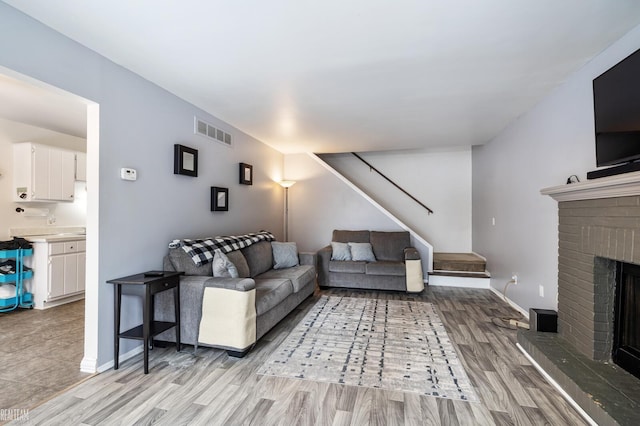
top-left (10, 226), bottom-right (86, 243)
top-left (25, 234), bottom-right (86, 243)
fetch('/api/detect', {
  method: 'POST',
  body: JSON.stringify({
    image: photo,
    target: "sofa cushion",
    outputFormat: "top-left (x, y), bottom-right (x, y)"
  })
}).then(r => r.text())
top-left (168, 248), bottom-right (212, 276)
top-left (349, 242), bottom-right (376, 262)
top-left (332, 230), bottom-right (370, 244)
top-left (370, 231), bottom-right (410, 262)
top-left (254, 279), bottom-right (293, 316)
top-left (329, 260), bottom-right (366, 274)
top-left (257, 265), bottom-right (315, 293)
top-left (271, 242), bottom-right (299, 269)
top-left (241, 241), bottom-right (273, 277)
top-left (212, 250), bottom-right (239, 278)
top-left (227, 250), bottom-right (250, 278)
top-left (330, 242), bottom-right (352, 261)
top-left (366, 261), bottom-right (406, 277)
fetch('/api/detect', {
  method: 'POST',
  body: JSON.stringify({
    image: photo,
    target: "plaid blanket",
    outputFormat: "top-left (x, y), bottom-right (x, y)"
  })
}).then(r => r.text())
top-left (172, 231), bottom-right (276, 266)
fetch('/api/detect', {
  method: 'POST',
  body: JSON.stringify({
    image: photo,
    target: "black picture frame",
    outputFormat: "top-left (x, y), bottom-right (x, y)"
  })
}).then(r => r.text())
top-left (174, 144), bottom-right (198, 177)
top-left (211, 187), bottom-right (229, 211)
top-left (239, 163), bottom-right (253, 185)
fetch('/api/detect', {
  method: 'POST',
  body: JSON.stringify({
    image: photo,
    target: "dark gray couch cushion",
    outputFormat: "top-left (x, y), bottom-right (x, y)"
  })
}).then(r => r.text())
top-left (370, 231), bottom-right (410, 262)
top-left (257, 265), bottom-right (315, 293)
top-left (366, 261), bottom-right (405, 276)
top-left (168, 248), bottom-right (212, 276)
top-left (227, 250), bottom-right (250, 278)
top-left (332, 230), bottom-right (370, 244)
top-left (241, 241), bottom-right (273, 277)
top-left (254, 279), bottom-right (293, 316)
top-left (329, 260), bottom-right (366, 274)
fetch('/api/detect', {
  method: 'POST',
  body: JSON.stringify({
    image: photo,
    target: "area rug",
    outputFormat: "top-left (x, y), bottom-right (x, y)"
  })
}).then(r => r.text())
top-left (257, 296), bottom-right (479, 402)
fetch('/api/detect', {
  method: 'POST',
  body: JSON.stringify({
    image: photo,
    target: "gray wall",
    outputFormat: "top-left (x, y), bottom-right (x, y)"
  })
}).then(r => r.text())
top-left (472, 23), bottom-right (640, 313)
top-left (284, 153), bottom-right (403, 252)
top-left (0, 3), bottom-right (284, 366)
top-left (319, 148), bottom-right (472, 252)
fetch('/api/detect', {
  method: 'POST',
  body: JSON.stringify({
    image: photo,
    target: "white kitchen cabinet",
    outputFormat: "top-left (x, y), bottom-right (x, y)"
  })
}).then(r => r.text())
top-left (13, 142), bottom-right (76, 202)
top-left (75, 152), bottom-right (87, 181)
top-left (29, 237), bottom-right (86, 309)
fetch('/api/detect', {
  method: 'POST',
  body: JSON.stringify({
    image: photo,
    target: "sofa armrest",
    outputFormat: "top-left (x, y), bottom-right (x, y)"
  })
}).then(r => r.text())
top-left (203, 277), bottom-right (255, 292)
top-left (299, 251), bottom-right (316, 266)
top-left (199, 277), bottom-right (257, 352)
top-left (317, 245), bottom-right (332, 286)
top-left (404, 247), bottom-right (420, 261)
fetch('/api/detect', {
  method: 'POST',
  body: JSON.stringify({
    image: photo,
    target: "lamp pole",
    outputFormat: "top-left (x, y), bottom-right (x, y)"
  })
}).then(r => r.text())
top-left (278, 180), bottom-right (296, 241)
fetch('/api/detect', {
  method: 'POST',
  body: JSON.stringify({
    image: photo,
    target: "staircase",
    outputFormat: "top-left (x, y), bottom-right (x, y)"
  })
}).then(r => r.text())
top-left (429, 252), bottom-right (491, 288)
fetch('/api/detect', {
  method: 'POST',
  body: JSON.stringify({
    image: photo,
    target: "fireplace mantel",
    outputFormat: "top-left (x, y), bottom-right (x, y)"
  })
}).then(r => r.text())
top-left (541, 170), bottom-right (640, 202)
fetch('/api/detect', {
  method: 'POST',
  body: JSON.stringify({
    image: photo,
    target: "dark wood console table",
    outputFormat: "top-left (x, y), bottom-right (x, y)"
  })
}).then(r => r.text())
top-left (107, 271), bottom-right (181, 374)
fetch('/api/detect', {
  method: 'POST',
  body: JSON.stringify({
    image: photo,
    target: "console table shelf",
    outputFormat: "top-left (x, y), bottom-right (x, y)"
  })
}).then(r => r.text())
top-left (119, 321), bottom-right (177, 340)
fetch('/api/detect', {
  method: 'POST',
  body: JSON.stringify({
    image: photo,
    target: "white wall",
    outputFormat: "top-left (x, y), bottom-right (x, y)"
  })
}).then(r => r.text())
top-left (319, 148), bottom-right (472, 252)
top-left (472, 24), bottom-right (640, 313)
top-left (0, 118), bottom-right (86, 239)
top-left (0, 3), bottom-right (285, 368)
top-left (284, 153), bottom-right (404, 252)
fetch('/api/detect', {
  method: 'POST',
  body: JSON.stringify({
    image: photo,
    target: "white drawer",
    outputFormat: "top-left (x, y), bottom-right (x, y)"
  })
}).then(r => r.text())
top-left (76, 240), bottom-right (86, 252)
top-left (49, 242), bottom-right (65, 256)
top-left (64, 241), bottom-right (79, 253)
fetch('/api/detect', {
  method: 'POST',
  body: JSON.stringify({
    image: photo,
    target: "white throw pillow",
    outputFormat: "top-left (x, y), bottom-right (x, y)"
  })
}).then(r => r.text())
top-left (212, 249), bottom-right (239, 278)
top-left (272, 242), bottom-right (299, 269)
top-left (348, 242), bottom-right (376, 262)
top-left (331, 241), bottom-right (352, 261)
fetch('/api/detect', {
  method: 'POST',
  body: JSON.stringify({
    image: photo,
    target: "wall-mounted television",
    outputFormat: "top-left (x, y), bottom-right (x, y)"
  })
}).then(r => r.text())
top-left (590, 48), bottom-right (640, 179)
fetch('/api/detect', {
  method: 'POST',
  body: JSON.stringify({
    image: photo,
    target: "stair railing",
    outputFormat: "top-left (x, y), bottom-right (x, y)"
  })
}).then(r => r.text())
top-left (351, 152), bottom-right (434, 215)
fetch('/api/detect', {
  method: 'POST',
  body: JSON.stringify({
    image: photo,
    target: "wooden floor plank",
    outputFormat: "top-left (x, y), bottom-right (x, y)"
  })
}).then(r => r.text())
top-left (12, 287), bottom-right (589, 425)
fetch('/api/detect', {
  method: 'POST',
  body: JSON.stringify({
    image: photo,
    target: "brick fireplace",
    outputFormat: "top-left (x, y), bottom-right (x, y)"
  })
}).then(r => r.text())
top-left (557, 196), bottom-right (637, 361)
top-left (530, 173), bottom-right (640, 425)
top-left (544, 174), bottom-right (640, 363)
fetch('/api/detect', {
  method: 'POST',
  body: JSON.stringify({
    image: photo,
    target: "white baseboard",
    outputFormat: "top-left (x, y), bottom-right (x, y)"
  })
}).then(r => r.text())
top-left (428, 275), bottom-right (490, 289)
top-left (516, 343), bottom-right (597, 426)
top-left (489, 286), bottom-right (529, 319)
top-left (80, 356), bottom-right (97, 373)
top-left (97, 345), bottom-right (143, 373)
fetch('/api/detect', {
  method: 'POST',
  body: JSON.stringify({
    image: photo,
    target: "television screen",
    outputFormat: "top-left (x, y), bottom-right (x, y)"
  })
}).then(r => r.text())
top-left (593, 48), bottom-right (640, 167)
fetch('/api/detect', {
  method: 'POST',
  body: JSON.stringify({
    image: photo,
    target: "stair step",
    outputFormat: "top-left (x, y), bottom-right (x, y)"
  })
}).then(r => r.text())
top-left (433, 252), bottom-right (487, 273)
top-left (430, 270), bottom-right (491, 279)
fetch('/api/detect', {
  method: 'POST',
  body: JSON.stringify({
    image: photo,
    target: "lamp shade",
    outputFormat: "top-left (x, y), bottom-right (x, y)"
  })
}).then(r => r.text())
top-left (278, 180), bottom-right (296, 188)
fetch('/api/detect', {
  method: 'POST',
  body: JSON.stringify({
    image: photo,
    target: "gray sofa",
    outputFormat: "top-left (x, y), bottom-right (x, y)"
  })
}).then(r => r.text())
top-left (317, 230), bottom-right (424, 292)
top-left (155, 240), bottom-right (316, 356)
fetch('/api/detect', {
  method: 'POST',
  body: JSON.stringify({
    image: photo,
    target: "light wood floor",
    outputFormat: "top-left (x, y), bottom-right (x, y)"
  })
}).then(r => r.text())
top-left (18, 287), bottom-right (587, 425)
top-left (0, 300), bottom-right (90, 414)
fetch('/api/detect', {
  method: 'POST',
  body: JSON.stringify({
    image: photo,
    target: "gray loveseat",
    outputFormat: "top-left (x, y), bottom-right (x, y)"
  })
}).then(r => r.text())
top-left (317, 230), bottom-right (424, 292)
top-left (155, 239), bottom-right (316, 357)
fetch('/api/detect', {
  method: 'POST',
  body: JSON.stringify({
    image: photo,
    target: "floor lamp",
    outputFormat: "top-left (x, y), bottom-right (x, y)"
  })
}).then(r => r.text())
top-left (278, 180), bottom-right (296, 241)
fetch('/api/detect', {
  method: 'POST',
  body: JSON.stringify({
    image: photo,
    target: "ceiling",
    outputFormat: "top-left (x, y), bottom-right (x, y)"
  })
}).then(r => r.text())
top-left (3, 1), bottom-right (640, 154)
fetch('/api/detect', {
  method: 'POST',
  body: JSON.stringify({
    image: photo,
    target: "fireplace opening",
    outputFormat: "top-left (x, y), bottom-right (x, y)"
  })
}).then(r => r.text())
top-left (613, 261), bottom-right (640, 379)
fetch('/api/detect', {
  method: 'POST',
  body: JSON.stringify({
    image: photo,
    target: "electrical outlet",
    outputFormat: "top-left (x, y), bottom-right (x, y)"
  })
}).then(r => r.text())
top-left (511, 274), bottom-right (518, 284)
top-left (539, 285), bottom-right (544, 297)
top-left (492, 217), bottom-right (496, 226)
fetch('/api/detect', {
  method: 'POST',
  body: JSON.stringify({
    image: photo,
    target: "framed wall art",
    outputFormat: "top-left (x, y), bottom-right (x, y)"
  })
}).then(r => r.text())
top-left (239, 162), bottom-right (253, 185)
top-left (174, 144), bottom-right (198, 177)
top-left (211, 186), bottom-right (229, 211)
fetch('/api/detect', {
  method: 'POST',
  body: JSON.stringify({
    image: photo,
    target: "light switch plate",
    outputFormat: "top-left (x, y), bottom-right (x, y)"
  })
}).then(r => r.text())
top-left (120, 168), bottom-right (137, 181)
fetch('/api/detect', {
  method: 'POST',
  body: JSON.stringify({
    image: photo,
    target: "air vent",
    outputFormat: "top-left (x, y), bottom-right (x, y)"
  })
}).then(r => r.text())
top-left (194, 116), bottom-right (232, 147)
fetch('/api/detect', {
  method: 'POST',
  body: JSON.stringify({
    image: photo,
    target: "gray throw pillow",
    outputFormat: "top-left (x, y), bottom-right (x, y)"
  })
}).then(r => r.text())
top-left (212, 250), bottom-right (239, 278)
top-left (331, 241), bottom-right (352, 261)
top-left (272, 242), bottom-right (299, 269)
top-left (227, 250), bottom-right (250, 278)
top-left (349, 242), bottom-right (376, 262)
